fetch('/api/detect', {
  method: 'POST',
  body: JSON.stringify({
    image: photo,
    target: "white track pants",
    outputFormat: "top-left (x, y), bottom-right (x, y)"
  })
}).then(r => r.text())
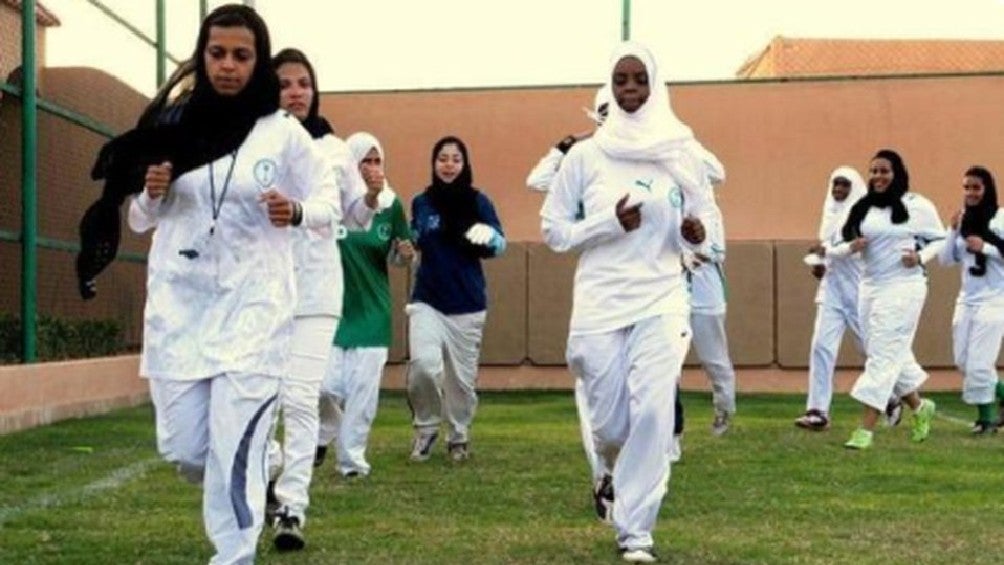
top-left (150, 373), bottom-right (279, 565)
top-left (850, 281), bottom-right (929, 411)
top-left (318, 346), bottom-right (389, 476)
top-left (690, 312), bottom-right (737, 414)
top-left (266, 315), bottom-right (337, 524)
top-left (406, 303), bottom-right (486, 445)
top-left (574, 377), bottom-right (607, 481)
top-left (566, 314), bottom-right (690, 551)
top-left (806, 302), bottom-right (864, 413)
top-left (952, 302), bottom-right (1004, 405)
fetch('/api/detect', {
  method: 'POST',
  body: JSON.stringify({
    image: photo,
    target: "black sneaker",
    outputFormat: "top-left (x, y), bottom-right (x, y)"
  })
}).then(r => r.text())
top-left (409, 430), bottom-right (438, 462)
top-left (593, 474), bottom-right (614, 523)
top-left (313, 445), bottom-right (327, 468)
top-left (265, 480), bottom-right (280, 525)
top-left (273, 513), bottom-right (305, 552)
top-left (884, 398), bottom-right (903, 427)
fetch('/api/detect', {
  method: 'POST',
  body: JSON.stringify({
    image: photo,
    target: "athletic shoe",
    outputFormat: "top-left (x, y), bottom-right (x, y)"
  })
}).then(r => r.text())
top-left (711, 410), bottom-right (730, 437)
top-left (910, 399), bottom-right (936, 443)
top-left (448, 442), bottom-right (470, 463)
top-left (620, 547), bottom-right (658, 563)
top-left (884, 398), bottom-right (904, 427)
top-left (844, 428), bottom-right (873, 450)
top-left (313, 445), bottom-right (327, 468)
top-left (265, 480), bottom-right (280, 524)
top-left (971, 421), bottom-right (997, 436)
top-left (593, 474), bottom-right (614, 524)
top-left (409, 430), bottom-right (438, 462)
top-left (273, 513), bottom-right (305, 552)
top-left (794, 409), bottom-right (830, 431)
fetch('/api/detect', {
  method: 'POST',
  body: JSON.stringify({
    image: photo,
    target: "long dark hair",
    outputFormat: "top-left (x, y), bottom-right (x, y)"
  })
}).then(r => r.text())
top-left (960, 165), bottom-right (1004, 276)
top-left (272, 47), bottom-right (333, 139)
top-left (842, 149), bottom-right (911, 241)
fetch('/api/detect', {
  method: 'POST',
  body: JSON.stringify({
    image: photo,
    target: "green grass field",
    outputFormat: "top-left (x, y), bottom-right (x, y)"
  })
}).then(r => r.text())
top-left (1, 390), bottom-right (1002, 564)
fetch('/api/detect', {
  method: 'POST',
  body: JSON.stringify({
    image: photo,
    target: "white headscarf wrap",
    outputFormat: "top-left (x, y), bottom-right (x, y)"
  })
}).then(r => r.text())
top-left (818, 166), bottom-right (867, 241)
top-left (593, 41), bottom-right (722, 204)
top-left (346, 131), bottom-right (396, 209)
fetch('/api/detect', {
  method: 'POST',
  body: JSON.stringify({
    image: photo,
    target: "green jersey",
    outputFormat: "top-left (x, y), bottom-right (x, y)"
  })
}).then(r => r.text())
top-left (334, 197), bottom-right (412, 348)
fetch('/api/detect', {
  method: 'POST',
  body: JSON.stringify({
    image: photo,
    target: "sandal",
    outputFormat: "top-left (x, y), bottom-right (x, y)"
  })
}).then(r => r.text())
top-left (794, 409), bottom-right (830, 431)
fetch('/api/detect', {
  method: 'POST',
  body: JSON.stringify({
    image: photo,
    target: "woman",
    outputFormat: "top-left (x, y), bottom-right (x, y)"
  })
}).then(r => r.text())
top-left (939, 166), bottom-right (1004, 434)
top-left (124, 5), bottom-right (339, 563)
top-left (264, 47), bottom-right (376, 552)
top-left (407, 135), bottom-right (506, 463)
top-left (795, 166), bottom-right (867, 430)
top-left (317, 132), bottom-right (414, 476)
top-left (540, 41), bottom-right (713, 563)
top-left (839, 149), bottom-right (944, 450)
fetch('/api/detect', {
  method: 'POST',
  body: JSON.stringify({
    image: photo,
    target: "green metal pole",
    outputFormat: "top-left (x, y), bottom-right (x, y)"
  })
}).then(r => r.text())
top-left (621, 0), bottom-right (631, 40)
top-left (21, 0), bottom-right (38, 362)
top-left (156, 0), bottom-right (166, 87)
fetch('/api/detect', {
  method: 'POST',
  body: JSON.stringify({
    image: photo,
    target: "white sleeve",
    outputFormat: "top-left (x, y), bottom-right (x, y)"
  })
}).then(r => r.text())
top-left (540, 149), bottom-right (624, 253)
top-left (911, 197), bottom-right (946, 264)
top-left (286, 127), bottom-right (341, 231)
top-left (526, 148), bottom-right (564, 193)
top-left (127, 191), bottom-right (161, 233)
top-left (329, 139), bottom-right (374, 230)
top-left (938, 228), bottom-right (961, 265)
top-left (699, 204), bottom-right (726, 263)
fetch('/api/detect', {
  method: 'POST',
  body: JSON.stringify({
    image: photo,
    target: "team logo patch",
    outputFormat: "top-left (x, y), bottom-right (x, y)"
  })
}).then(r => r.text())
top-left (253, 158), bottom-right (279, 188)
top-left (635, 178), bottom-right (654, 192)
top-left (427, 214), bottom-right (441, 232)
top-left (377, 224), bottom-right (392, 241)
top-left (335, 226), bottom-right (348, 240)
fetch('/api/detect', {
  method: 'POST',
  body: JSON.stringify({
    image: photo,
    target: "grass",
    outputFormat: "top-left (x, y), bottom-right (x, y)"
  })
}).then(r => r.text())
top-left (1, 390), bottom-right (1003, 564)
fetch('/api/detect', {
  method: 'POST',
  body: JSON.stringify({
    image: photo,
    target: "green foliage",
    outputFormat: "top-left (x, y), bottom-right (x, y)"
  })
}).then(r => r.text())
top-left (1, 392), bottom-right (1003, 564)
top-left (0, 313), bottom-right (125, 363)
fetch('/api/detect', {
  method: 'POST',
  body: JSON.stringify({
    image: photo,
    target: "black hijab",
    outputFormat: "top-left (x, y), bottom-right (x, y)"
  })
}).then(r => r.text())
top-left (842, 149), bottom-right (911, 242)
top-left (960, 165), bottom-right (1004, 276)
top-left (425, 136), bottom-right (487, 256)
top-left (77, 4), bottom-right (278, 299)
top-left (272, 48), bottom-right (333, 139)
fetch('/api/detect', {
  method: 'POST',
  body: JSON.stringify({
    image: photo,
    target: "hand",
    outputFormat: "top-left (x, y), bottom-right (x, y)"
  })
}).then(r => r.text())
top-left (950, 210), bottom-right (963, 230)
top-left (965, 235), bottom-right (985, 253)
top-left (144, 161), bottom-right (172, 199)
top-left (850, 237), bottom-right (868, 252)
top-left (811, 264), bottom-right (826, 280)
top-left (465, 223), bottom-right (495, 246)
top-left (396, 238), bottom-right (415, 261)
top-left (901, 249), bottom-right (920, 268)
top-left (258, 189), bottom-right (296, 227)
top-left (807, 242), bottom-right (826, 257)
top-left (615, 194), bottom-right (643, 232)
top-left (681, 216), bottom-right (705, 244)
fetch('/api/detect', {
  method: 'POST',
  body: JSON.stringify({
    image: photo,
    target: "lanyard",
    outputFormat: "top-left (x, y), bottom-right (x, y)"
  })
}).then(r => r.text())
top-left (209, 150), bottom-right (239, 235)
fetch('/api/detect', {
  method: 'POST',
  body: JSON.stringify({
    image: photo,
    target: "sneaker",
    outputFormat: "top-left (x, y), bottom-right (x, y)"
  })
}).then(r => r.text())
top-left (620, 547), bottom-right (658, 563)
top-left (448, 442), bottom-right (470, 463)
top-left (844, 428), bottom-right (873, 450)
top-left (669, 434), bottom-right (682, 464)
top-left (273, 513), bottom-right (305, 552)
top-left (794, 409), bottom-right (830, 431)
top-left (884, 398), bottom-right (904, 427)
top-left (593, 474), bottom-right (614, 524)
top-left (971, 421), bottom-right (997, 436)
top-left (410, 430), bottom-right (438, 462)
top-left (910, 399), bottom-right (936, 442)
top-left (265, 480), bottom-right (280, 524)
top-left (313, 445), bottom-right (327, 468)
top-left (711, 410), bottom-right (730, 437)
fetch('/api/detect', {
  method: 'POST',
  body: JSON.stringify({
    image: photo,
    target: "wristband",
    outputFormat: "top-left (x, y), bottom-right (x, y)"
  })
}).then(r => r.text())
top-left (291, 201), bottom-right (304, 226)
top-left (556, 135), bottom-right (577, 154)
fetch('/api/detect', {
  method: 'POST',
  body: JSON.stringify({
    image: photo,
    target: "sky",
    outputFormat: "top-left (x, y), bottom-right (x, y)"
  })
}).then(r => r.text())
top-left (38, 0), bottom-right (1004, 97)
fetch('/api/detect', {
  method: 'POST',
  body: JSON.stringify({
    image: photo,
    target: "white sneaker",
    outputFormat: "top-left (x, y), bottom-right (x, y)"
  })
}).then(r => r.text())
top-left (669, 434), bottom-right (682, 463)
top-left (409, 430), bottom-right (438, 462)
top-left (621, 547), bottom-right (657, 563)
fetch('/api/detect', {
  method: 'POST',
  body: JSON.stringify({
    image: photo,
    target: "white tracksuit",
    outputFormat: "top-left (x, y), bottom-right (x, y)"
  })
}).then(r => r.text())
top-left (267, 133), bottom-right (373, 526)
top-left (837, 194), bottom-right (945, 411)
top-left (542, 137), bottom-right (709, 551)
top-left (128, 111), bottom-right (338, 564)
top-left (318, 346), bottom-right (389, 475)
top-left (939, 210), bottom-right (1004, 405)
top-left (684, 204), bottom-right (736, 416)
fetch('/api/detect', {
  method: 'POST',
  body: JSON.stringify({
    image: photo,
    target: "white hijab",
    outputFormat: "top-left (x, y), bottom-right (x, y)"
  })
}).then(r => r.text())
top-left (346, 131), bottom-right (396, 208)
top-left (818, 165), bottom-right (867, 241)
top-left (593, 41), bottom-right (721, 196)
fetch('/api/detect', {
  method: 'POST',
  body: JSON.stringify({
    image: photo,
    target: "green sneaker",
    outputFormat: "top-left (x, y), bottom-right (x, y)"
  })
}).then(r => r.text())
top-left (910, 399), bottom-right (936, 442)
top-left (844, 428), bottom-right (873, 450)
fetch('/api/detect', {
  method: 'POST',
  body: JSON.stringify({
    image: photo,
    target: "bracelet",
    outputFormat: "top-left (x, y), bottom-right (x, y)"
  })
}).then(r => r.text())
top-left (556, 135), bottom-right (577, 154)
top-left (291, 201), bottom-right (304, 226)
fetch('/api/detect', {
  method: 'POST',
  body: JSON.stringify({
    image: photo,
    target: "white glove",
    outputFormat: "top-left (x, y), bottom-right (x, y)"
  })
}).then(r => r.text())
top-left (465, 223), bottom-right (495, 246)
top-left (376, 188), bottom-right (396, 211)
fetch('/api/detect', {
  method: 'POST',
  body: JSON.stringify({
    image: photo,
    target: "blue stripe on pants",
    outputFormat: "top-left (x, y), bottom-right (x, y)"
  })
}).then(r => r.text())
top-left (231, 394), bottom-right (278, 530)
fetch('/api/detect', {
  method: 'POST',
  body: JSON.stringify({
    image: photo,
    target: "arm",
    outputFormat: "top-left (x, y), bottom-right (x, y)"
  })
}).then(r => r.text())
top-left (911, 197), bottom-right (947, 265)
top-left (525, 148), bottom-right (565, 192)
top-left (938, 227), bottom-right (961, 266)
top-left (540, 148), bottom-right (625, 253)
top-left (286, 126), bottom-right (341, 231)
top-left (328, 138), bottom-right (376, 230)
top-left (388, 199), bottom-right (416, 267)
top-left (474, 193), bottom-right (507, 258)
top-left (127, 191), bottom-right (162, 233)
